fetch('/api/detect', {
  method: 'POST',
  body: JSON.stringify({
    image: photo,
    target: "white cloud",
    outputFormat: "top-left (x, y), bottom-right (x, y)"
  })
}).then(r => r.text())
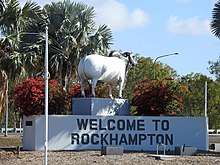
top-left (20, 0), bottom-right (149, 31)
top-left (131, 9), bottom-right (149, 28)
top-left (76, 0), bottom-right (149, 31)
top-left (166, 15), bottom-right (211, 35)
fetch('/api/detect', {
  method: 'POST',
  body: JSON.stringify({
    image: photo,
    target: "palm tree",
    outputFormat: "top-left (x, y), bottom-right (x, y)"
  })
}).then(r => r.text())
top-left (42, 0), bottom-right (113, 88)
top-left (0, 0), bottom-right (43, 118)
top-left (211, 0), bottom-right (220, 38)
top-left (0, 0), bottom-right (43, 78)
top-left (0, 0), bottom-right (5, 16)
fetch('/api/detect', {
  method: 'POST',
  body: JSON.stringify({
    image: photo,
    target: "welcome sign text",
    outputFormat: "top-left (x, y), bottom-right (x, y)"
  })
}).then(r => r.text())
top-left (71, 118), bottom-right (174, 146)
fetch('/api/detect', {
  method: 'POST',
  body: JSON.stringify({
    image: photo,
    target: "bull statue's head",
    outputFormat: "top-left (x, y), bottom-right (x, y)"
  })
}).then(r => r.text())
top-left (122, 52), bottom-right (137, 66)
top-left (109, 50), bottom-right (137, 67)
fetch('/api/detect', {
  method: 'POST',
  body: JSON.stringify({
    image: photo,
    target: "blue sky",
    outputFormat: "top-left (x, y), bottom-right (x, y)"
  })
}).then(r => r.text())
top-left (19, 0), bottom-right (220, 78)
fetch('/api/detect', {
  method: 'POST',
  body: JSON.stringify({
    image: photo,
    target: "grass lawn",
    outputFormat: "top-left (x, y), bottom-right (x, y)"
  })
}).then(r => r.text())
top-left (0, 135), bottom-right (22, 147)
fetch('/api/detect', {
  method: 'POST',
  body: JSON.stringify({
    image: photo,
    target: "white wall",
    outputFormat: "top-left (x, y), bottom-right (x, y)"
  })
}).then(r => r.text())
top-left (23, 115), bottom-right (209, 151)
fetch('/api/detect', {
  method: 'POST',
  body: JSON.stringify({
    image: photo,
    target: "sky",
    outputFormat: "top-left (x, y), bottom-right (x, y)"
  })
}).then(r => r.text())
top-left (19, 0), bottom-right (220, 79)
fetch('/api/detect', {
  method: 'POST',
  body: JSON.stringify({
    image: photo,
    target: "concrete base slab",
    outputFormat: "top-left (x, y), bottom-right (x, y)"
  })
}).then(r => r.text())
top-left (148, 154), bottom-right (176, 160)
top-left (101, 146), bottom-right (123, 155)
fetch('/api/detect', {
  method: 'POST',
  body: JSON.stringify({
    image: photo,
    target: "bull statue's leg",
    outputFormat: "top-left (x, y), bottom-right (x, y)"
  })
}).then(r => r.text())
top-left (80, 79), bottom-right (86, 97)
top-left (91, 79), bottom-right (98, 97)
top-left (118, 86), bottom-right (123, 98)
top-left (118, 80), bottom-right (124, 99)
top-left (109, 85), bottom-right (113, 99)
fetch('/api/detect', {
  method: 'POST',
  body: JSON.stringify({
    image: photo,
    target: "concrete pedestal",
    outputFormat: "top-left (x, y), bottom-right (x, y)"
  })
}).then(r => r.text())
top-left (175, 146), bottom-right (197, 156)
top-left (101, 146), bottom-right (123, 155)
top-left (72, 98), bottom-right (130, 116)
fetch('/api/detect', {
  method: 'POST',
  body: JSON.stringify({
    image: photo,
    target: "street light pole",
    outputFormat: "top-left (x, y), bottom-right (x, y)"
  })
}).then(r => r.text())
top-left (205, 81), bottom-right (207, 117)
top-left (4, 79), bottom-right (8, 137)
top-left (153, 53), bottom-right (178, 79)
top-left (20, 29), bottom-right (49, 165)
top-left (44, 26), bottom-right (49, 165)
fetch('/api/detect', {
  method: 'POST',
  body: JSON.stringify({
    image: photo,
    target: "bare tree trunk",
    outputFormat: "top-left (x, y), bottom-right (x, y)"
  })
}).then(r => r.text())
top-left (0, 70), bottom-right (7, 118)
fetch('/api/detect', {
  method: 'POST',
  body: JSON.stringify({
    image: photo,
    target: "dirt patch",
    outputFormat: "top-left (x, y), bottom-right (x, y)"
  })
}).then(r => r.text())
top-left (0, 135), bottom-right (220, 164)
top-left (0, 149), bottom-right (219, 165)
top-left (0, 135), bottom-right (22, 147)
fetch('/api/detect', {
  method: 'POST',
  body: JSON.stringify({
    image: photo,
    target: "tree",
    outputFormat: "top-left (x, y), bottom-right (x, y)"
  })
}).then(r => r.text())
top-left (0, 0), bottom-right (43, 124)
top-left (0, 0), bottom-right (5, 16)
top-left (124, 56), bottom-right (178, 100)
top-left (209, 1), bottom-right (220, 80)
top-left (207, 81), bottom-right (220, 129)
top-left (121, 55), bottom-right (179, 115)
top-left (180, 73), bottom-right (211, 116)
top-left (0, 0), bottom-right (43, 79)
top-left (41, 1), bottom-right (113, 88)
top-left (180, 73), bottom-right (220, 128)
top-left (208, 57), bottom-right (220, 81)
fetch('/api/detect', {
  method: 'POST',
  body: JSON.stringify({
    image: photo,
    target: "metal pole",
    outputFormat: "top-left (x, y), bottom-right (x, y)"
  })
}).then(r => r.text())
top-left (44, 26), bottom-right (49, 165)
top-left (19, 118), bottom-right (22, 133)
top-left (4, 79), bottom-right (8, 137)
top-left (204, 81), bottom-right (209, 149)
top-left (153, 53), bottom-right (178, 79)
top-left (205, 81), bottom-right (207, 117)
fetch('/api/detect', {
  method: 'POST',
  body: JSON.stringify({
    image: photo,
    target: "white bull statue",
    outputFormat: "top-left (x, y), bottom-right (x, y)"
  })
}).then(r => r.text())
top-left (78, 51), bottom-right (137, 98)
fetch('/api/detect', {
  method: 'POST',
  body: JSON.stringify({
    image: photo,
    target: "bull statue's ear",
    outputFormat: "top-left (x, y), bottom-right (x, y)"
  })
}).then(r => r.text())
top-left (123, 52), bottom-right (131, 57)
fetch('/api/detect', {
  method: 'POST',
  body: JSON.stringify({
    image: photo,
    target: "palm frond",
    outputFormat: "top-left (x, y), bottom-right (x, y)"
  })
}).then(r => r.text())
top-left (18, 1), bottom-right (42, 31)
top-left (0, 0), bottom-right (19, 34)
top-left (211, 1), bottom-right (220, 38)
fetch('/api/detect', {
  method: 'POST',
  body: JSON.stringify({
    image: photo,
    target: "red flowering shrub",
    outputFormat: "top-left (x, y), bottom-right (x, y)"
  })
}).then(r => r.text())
top-left (66, 82), bottom-right (110, 112)
top-left (94, 83), bottom-right (110, 98)
top-left (132, 79), bottom-right (189, 116)
top-left (68, 83), bottom-right (83, 98)
top-left (68, 82), bottom-right (110, 98)
top-left (14, 77), bottom-right (67, 116)
top-left (14, 77), bottom-right (114, 116)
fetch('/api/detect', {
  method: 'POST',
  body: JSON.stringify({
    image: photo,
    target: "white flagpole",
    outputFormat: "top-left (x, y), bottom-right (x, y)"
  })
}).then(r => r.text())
top-left (204, 81), bottom-right (209, 151)
top-left (205, 81), bottom-right (207, 117)
top-left (4, 78), bottom-right (8, 137)
top-left (44, 26), bottom-right (49, 165)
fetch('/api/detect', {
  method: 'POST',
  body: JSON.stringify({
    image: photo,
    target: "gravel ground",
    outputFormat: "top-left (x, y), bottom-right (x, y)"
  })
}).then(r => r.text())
top-left (0, 149), bottom-right (220, 165)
